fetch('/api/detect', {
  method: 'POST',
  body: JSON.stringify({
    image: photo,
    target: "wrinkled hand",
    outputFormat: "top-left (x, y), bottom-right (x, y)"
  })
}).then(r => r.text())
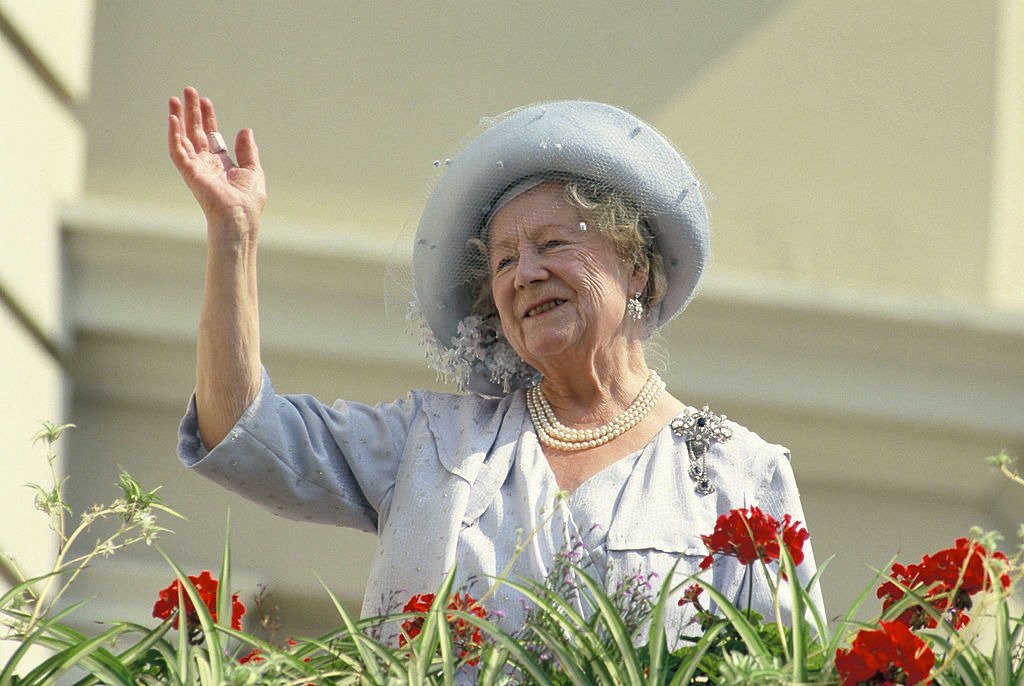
top-left (167, 87), bottom-right (266, 233)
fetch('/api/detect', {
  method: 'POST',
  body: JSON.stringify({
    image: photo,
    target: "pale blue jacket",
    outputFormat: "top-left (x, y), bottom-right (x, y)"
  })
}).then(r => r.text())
top-left (178, 368), bottom-right (825, 638)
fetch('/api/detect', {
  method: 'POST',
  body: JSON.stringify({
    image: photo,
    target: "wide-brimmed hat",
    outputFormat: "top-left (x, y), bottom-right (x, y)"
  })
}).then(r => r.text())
top-left (411, 100), bottom-right (709, 396)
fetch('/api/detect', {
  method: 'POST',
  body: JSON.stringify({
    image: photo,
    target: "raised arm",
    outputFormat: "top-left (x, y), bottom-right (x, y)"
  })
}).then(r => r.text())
top-left (168, 87), bottom-right (267, 449)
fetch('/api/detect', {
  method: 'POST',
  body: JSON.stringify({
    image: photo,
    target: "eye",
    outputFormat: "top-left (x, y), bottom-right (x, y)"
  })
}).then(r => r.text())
top-left (540, 239), bottom-right (567, 251)
top-left (493, 254), bottom-right (515, 272)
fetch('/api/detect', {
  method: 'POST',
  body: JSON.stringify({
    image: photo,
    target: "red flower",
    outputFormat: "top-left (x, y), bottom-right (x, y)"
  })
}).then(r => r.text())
top-left (238, 647), bottom-right (263, 664)
top-left (877, 538), bottom-right (1011, 630)
top-left (677, 584), bottom-right (704, 607)
top-left (835, 620), bottom-right (934, 685)
top-left (399, 592), bottom-right (488, 665)
top-left (699, 506), bottom-right (809, 571)
top-left (152, 570), bottom-right (245, 636)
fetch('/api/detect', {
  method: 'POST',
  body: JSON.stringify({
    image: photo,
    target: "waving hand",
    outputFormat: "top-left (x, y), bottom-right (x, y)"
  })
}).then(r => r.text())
top-left (168, 87), bottom-right (266, 233)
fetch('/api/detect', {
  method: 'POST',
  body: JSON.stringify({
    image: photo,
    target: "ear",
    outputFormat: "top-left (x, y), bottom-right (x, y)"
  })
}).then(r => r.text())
top-left (629, 263), bottom-right (648, 296)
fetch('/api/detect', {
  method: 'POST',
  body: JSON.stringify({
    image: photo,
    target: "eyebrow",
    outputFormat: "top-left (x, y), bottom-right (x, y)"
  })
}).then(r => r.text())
top-left (490, 222), bottom-right (579, 243)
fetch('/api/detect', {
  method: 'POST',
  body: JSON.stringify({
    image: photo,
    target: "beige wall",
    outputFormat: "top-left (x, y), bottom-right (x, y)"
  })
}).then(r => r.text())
top-left (989, 0), bottom-right (1024, 308)
top-left (656, 0), bottom-right (1001, 304)
top-left (0, 0), bottom-right (93, 662)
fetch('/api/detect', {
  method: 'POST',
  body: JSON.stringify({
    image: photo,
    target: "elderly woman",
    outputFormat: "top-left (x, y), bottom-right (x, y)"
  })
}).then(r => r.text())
top-left (167, 88), bottom-right (823, 637)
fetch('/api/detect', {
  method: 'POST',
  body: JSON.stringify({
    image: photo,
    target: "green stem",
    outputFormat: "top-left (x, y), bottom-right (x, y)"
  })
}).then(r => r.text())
top-left (23, 507), bottom-right (134, 633)
top-left (41, 531), bottom-right (147, 621)
top-left (745, 565), bottom-right (753, 624)
top-left (48, 444), bottom-right (65, 545)
top-left (999, 463), bottom-right (1024, 488)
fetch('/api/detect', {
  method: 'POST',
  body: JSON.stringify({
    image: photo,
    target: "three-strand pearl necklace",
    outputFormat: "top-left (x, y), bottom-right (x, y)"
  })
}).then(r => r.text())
top-left (526, 370), bottom-right (665, 451)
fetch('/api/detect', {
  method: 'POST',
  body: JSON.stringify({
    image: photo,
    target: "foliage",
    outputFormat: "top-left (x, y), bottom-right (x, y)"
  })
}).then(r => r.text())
top-left (1, 423), bottom-right (1023, 685)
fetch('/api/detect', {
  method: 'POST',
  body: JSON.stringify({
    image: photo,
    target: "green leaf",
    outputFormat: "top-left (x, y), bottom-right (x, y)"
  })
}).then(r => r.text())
top-left (15, 632), bottom-right (135, 686)
top-left (216, 512), bottom-right (232, 646)
top-left (416, 568), bottom-right (457, 681)
top-left (572, 569), bottom-right (644, 684)
top-left (666, 622), bottom-right (727, 686)
top-left (17, 623), bottom-right (130, 686)
top-left (313, 570), bottom-right (386, 683)
top-left (495, 575), bottom-right (613, 683)
top-left (0, 598), bottom-right (94, 686)
top-left (0, 568), bottom-right (64, 610)
top-left (521, 619), bottom-right (592, 685)
top-left (779, 543), bottom-right (806, 684)
top-left (799, 553), bottom-right (833, 646)
top-left (993, 586), bottom-right (1013, 686)
top-left (445, 609), bottom-right (555, 686)
top-left (158, 550), bottom-right (223, 682)
top-left (433, 589), bottom-right (456, 685)
top-left (1010, 615), bottom-right (1024, 686)
top-left (823, 558), bottom-right (896, 666)
top-left (175, 585), bottom-right (189, 685)
top-left (192, 650), bottom-right (213, 686)
top-left (926, 633), bottom-right (985, 686)
top-left (645, 559), bottom-right (682, 685)
top-left (35, 618), bottom-right (171, 686)
top-left (477, 645), bottom-right (510, 686)
top-left (690, 574), bottom-right (770, 663)
top-left (32, 422), bottom-right (75, 445)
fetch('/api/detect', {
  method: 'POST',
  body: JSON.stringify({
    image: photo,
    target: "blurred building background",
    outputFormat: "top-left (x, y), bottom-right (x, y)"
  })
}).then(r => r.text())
top-left (2, 0), bottom-right (1023, 639)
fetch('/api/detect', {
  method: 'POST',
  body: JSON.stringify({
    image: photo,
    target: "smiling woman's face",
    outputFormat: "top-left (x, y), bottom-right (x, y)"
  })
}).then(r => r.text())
top-left (486, 182), bottom-right (642, 371)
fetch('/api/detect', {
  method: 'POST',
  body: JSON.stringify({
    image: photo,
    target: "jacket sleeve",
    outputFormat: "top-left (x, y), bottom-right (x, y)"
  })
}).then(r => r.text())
top-left (749, 446), bottom-right (828, 624)
top-left (177, 367), bottom-right (419, 533)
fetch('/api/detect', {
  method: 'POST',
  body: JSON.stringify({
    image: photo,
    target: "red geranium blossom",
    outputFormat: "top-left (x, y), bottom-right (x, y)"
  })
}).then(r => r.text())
top-left (238, 647), bottom-right (263, 664)
top-left (699, 506), bottom-right (809, 571)
top-left (399, 592), bottom-right (487, 665)
top-left (152, 570), bottom-right (245, 636)
top-left (835, 620), bottom-right (934, 685)
top-left (876, 538), bottom-right (1011, 630)
top-left (677, 583), bottom-right (704, 607)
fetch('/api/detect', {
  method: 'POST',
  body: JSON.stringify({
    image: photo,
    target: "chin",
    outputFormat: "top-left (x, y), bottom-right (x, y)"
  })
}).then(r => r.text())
top-left (520, 335), bottom-right (582, 368)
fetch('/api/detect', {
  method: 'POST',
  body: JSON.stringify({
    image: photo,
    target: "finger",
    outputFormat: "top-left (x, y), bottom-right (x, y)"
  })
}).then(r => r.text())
top-left (169, 95), bottom-right (183, 120)
top-left (200, 97), bottom-right (219, 136)
top-left (167, 115), bottom-right (191, 172)
top-left (234, 128), bottom-right (261, 170)
top-left (167, 114), bottom-right (182, 166)
top-left (170, 101), bottom-right (196, 151)
top-left (168, 98), bottom-right (193, 151)
top-left (183, 87), bottom-right (207, 152)
top-left (201, 97), bottom-right (232, 161)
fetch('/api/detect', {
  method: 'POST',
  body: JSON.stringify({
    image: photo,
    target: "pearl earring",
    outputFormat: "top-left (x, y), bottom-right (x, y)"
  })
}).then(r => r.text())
top-left (627, 292), bottom-right (644, 321)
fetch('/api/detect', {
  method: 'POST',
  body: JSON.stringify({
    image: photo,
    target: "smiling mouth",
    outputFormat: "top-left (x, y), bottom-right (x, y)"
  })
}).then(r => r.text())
top-left (526, 300), bottom-right (566, 317)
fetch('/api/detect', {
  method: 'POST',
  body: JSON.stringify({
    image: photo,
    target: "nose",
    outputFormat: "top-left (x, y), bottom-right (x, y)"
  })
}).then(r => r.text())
top-left (513, 249), bottom-right (548, 289)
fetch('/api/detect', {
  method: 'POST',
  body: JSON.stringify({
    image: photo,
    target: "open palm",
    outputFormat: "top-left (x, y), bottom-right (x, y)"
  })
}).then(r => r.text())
top-left (167, 87), bottom-right (266, 231)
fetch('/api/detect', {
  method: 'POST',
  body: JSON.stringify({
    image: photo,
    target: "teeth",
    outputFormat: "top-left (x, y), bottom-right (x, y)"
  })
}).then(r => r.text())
top-left (528, 300), bottom-right (564, 317)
